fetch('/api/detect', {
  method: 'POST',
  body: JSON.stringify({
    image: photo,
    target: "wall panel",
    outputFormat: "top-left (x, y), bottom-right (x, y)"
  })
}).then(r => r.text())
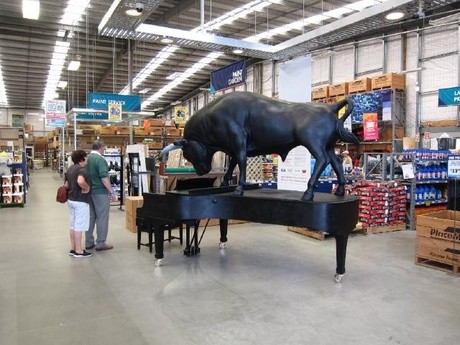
top-left (357, 40), bottom-right (382, 75)
top-left (332, 47), bottom-right (354, 82)
top-left (311, 52), bottom-right (330, 85)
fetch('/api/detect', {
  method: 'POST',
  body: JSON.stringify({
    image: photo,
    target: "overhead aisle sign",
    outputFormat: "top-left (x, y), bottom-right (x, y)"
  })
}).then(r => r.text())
top-left (89, 92), bottom-right (141, 112)
top-left (210, 59), bottom-right (246, 92)
top-left (76, 93), bottom-right (141, 121)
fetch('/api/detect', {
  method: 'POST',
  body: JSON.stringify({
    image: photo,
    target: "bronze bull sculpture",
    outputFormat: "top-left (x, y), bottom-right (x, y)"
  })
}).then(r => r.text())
top-left (161, 91), bottom-right (358, 201)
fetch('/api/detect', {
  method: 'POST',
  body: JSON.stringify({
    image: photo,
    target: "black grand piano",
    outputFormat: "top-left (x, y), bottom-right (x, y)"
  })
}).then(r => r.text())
top-left (136, 185), bottom-right (359, 282)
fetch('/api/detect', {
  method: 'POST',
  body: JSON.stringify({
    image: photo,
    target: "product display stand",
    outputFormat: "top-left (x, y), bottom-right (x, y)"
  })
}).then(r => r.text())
top-left (1, 151), bottom-right (27, 208)
top-left (103, 149), bottom-right (123, 210)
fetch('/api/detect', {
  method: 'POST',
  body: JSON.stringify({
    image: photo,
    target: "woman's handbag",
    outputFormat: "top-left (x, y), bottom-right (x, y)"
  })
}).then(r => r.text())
top-left (56, 185), bottom-right (68, 203)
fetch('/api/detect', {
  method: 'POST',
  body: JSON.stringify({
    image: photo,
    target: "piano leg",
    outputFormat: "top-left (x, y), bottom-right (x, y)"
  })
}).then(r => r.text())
top-left (153, 224), bottom-right (165, 266)
top-left (219, 219), bottom-right (228, 249)
top-left (334, 233), bottom-right (349, 283)
top-left (183, 220), bottom-right (201, 256)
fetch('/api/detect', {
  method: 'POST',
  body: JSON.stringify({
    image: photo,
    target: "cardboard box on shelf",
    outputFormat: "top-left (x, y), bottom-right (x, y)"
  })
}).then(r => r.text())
top-left (403, 137), bottom-right (416, 149)
top-left (311, 86), bottom-right (329, 100)
top-left (328, 82), bottom-right (349, 97)
top-left (348, 78), bottom-right (371, 94)
top-left (98, 127), bottom-right (116, 136)
top-left (149, 127), bottom-right (164, 136)
top-left (371, 73), bottom-right (405, 91)
top-left (115, 126), bottom-right (130, 135)
top-left (165, 128), bottom-right (181, 137)
top-left (150, 118), bottom-right (166, 127)
top-left (380, 126), bottom-right (404, 141)
top-left (24, 124), bottom-right (33, 133)
top-left (134, 128), bottom-right (150, 136)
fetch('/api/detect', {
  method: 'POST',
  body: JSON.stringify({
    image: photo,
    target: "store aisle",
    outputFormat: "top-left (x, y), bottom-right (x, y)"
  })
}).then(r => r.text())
top-left (0, 169), bottom-right (459, 345)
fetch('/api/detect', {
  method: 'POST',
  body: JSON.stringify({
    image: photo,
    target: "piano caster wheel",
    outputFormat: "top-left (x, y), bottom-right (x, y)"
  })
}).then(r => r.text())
top-left (334, 274), bottom-right (344, 283)
top-left (154, 258), bottom-right (164, 267)
top-left (219, 242), bottom-right (226, 249)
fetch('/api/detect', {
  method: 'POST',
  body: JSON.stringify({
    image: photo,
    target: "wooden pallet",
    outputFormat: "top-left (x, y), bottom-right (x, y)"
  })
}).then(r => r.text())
top-left (415, 256), bottom-right (460, 275)
top-left (363, 223), bottom-right (406, 235)
top-left (288, 225), bottom-right (363, 241)
top-left (421, 119), bottom-right (458, 128)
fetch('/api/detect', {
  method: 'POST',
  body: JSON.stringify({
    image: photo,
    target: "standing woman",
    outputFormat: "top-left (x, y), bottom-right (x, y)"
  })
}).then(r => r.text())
top-left (65, 150), bottom-right (92, 258)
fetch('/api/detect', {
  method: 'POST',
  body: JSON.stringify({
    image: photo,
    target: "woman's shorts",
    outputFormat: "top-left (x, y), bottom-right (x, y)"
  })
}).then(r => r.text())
top-left (67, 200), bottom-right (90, 231)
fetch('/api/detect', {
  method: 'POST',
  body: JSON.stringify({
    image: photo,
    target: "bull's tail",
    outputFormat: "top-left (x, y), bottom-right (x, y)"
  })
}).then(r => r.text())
top-left (334, 98), bottom-right (360, 145)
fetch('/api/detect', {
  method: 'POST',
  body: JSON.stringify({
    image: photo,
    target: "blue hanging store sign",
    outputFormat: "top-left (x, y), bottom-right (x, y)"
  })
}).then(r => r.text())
top-left (438, 86), bottom-right (460, 107)
top-left (76, 93), bottom-right (141, 121)
top-left (210, 59), bottom-right (246, 92)
top-left (89, 92), bottom-right (141, 112)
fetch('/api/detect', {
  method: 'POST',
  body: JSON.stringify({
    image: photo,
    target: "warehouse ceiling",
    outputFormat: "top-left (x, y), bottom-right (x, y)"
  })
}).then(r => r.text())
top-left (0, 0), bottom-right (459, 114)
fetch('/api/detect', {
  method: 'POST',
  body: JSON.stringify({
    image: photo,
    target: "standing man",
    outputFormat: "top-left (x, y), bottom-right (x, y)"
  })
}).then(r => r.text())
top-left (85, 140), bottom-right (117, 251)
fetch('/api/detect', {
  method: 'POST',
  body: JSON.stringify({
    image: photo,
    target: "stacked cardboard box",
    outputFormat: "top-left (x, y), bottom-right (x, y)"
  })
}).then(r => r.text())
top-left (353, 180), bottom-right (406, 228)
top-left (311, 85), bottom-right (329, 100)
top-left (371, 73), bottom-right (405, 91)
top-left (125, 196), bottom-right (144, 233)
top-left (416, 210), bottom-right (460, 274)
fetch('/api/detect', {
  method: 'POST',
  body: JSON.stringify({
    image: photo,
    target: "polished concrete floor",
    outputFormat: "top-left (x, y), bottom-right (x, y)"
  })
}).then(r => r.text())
top-left (0, 168), bottom-right (459, 345)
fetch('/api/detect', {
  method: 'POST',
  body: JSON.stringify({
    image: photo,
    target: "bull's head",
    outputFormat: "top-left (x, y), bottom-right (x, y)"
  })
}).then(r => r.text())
top-left (161, 139), bottom-right (213, 176)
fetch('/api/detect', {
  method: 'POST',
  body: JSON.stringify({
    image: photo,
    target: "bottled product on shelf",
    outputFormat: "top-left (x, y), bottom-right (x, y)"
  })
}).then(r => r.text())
top-left (401, 149), bottom-right (450, 161)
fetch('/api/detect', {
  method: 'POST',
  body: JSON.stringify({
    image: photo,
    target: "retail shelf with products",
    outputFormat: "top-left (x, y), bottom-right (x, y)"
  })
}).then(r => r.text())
top-left (399, 150), bottom-right (449, 230)
top-left (103, 148), bottom-right (124, 210)
top-left (362, 151), bottom-right (449, 230)
top-left (321, 89), bottom-right (405, 155)
top-left (1, 151), bottom-right (28, 208)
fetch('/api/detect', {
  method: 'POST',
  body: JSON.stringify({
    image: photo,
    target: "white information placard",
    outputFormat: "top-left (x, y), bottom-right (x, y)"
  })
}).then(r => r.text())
top-left (277, 146), bottom-right (311, 191)
top-left (448, 155), bottom-right (460, 178)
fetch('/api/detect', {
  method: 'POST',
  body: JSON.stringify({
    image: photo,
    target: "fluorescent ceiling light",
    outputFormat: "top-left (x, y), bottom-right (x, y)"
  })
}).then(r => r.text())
top-left (57, 81), bottom-right (68, 89)
top-left (232, 49), bottom-right (244, 54)
top-left (60, 0), bottom-right (90, 25)
top-left (23, 0), bottom-right (40, 20)
top-left (125, 9), bottom-right (142, 17)
top-left (119, 45), bottom-right (178, 94)
top-left (142, 52), bottom-right (222, 109)
top-left (385, 11), bottom-right (405, 21)
top-left (166, 72), bottom-right (182, 80)
top-left (139, 88), bottom-right (151, 94)
top-left (67, 60), bottom-right (80, 71)
top-left (161, 37), bottom-right (174, 44)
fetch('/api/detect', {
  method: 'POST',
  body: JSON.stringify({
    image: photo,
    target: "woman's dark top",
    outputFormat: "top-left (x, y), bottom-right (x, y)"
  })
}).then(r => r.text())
top-left (65, 164), bottom-right (91, 203)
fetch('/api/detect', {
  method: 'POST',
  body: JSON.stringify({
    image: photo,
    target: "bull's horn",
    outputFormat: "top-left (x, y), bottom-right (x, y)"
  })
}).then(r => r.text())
top-left (160, 142), bottom-right (184, 156)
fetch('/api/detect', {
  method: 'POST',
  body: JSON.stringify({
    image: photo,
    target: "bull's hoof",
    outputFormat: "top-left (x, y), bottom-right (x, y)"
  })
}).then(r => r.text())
top-left (301, 191), bottom-right (313, 201)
